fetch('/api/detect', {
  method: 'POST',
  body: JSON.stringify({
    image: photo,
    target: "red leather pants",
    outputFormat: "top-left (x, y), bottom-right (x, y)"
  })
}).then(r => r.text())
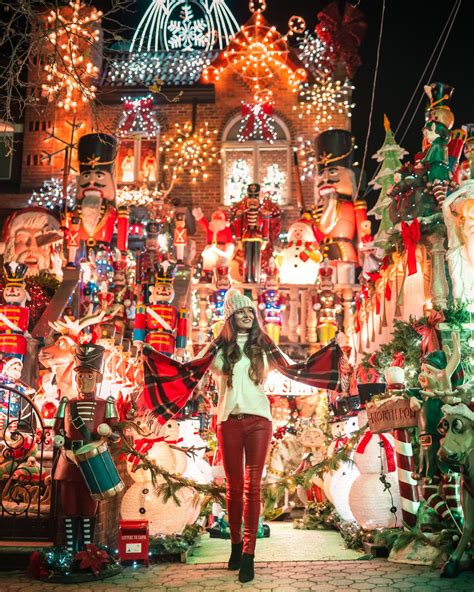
top-left (217, 414), bottom-right (273, 554)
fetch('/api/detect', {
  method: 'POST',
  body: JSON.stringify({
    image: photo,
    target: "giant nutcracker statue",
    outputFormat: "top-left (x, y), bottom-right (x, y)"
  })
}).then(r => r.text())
top-left (258, 258), bottom-right (286, 344)
top-left (133, 262), bottom-right (188, 356)
top-left (53, 343), bottom-right (123, 553)
top-left (230, 183), bottom-right (281, 283)
top-left (137, 221), bottom-right (162, 300)
top-left (0, 262), bottom-right (30, 363)
top-left (311, 129), bottom-right (368, 284)
top-left (76, 133), bottom-right (124, 250)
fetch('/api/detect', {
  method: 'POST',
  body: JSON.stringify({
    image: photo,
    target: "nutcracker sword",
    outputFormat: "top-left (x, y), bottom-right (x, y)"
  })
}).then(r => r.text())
top-left (292, 149), bottom-right (305, 212)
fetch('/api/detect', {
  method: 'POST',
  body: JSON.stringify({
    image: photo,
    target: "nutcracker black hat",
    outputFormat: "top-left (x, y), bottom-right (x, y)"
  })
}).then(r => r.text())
top-left (463, 123), bottom-right (474, 146)
top-left (4, 262), bottom-right (28, 286)
top-left (146, 221), bottom-right (160, 237)
top-left (155, 261), bottom-right (175, 284)
top-left (78, 133), bottom-right (117, 173)
top-left (247, 183), bottom-right (261, 197)
top-left (74, 343), bottom-right (105, 373)
top-left (314, 129), bottom-right (354, 171)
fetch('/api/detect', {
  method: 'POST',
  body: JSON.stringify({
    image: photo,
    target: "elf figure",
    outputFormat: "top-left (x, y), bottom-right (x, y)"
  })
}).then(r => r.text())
top-left (421, 120), bottom-right (451, 205)
top-left (0, 262), bottom-right (30, 362)
top-left (295, 425), bottom-right (326, 504)
top-left (75, 133), bottom-right (119, 249)
top-left (133, 261), bottom-right (188, 357)
top-left (192, 208), bottom-right (235, 282)
top-left (258, 258), bottom-right (286, 344)
top-left (230, 183), bottom-right (281, 283)
top-left (410, 333), bottom-right (464, 530)
top-left (53, 343), bottom-right (121, 553)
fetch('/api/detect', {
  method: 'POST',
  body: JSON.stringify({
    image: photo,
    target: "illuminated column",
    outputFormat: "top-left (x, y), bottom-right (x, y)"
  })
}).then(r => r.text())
top-left (307, 289), bottom-right (317, 344)
top-left (300, 289), bottom-right (307, 343)
top-left (197, 286), bottom-right (209, 334)
top-left (288, 286), bottom-right (299, 343)
top-left (342, 287), bottom-right (354, 334)
top-left (428, 235), bottom-right (449, 309)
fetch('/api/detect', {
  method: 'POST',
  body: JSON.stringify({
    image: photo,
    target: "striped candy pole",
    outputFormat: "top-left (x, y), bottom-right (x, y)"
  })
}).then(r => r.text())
top-left (393, 428), bottom-right (420, 528)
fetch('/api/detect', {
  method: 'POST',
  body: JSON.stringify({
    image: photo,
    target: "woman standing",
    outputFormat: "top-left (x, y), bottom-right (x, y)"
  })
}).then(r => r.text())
top-left (140, 288), bottom-right (345, 583)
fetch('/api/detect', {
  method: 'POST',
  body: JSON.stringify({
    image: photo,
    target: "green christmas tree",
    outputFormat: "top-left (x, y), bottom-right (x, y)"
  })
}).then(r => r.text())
top-left (368, 115), bottom-right (407, 245)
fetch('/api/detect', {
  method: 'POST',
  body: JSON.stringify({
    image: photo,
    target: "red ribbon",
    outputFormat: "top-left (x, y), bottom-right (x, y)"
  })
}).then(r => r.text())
top-left (128, 436), bottom-right (183, 466)
top-left (333, 436), bottom-right (348, 451)
top-left (401, 218), bottom-right (420, 276)
top-left (413, 309), bottom-right (445, 354)
top-left (356, 431), bottom-right (396, 472)
top-left (241, 103), bottom-right (275, 143)
top-left (121, 97), bottom-right (155, 134)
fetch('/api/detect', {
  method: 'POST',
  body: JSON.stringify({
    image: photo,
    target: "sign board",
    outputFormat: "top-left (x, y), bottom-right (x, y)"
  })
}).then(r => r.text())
top-left (366, 397), bottom-right (418, 433)
top-left (264, 370), bottom-right (321, 397)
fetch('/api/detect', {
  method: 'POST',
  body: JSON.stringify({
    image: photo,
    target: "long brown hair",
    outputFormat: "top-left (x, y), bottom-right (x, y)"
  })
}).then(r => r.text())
top-left (218, 312), bottom-right (267, 387)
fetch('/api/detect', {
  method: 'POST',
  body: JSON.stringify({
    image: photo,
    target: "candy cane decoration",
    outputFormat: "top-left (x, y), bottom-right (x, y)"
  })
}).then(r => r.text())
top-left (393, 428), bottom-right (419, 528)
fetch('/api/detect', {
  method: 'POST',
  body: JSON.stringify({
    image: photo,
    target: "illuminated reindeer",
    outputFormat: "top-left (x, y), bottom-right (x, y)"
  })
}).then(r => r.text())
top-left (37, 310), bottom-right (107, 400)
top-left (438, 403), bottom-right (474, 578)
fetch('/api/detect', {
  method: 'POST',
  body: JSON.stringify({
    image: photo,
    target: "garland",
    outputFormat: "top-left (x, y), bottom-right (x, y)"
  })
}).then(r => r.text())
top-left (116, 423), bottom-right (369, 510)
top-left (148, 523), bottom-right (202, 557)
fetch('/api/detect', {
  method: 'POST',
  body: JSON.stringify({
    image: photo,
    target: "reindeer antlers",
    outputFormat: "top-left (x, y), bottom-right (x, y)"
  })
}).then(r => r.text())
top-left (49, 310), bottom-right (107, 338)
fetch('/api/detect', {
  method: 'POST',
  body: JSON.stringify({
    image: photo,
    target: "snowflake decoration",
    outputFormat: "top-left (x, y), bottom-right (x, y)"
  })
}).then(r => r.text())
top-left (28, 177), bottom-right (76, 209)
top-left (293, 77), bottom-right (354, 133)
top-left (296, 31), bottom-right (333, 77)
top-left (168, 4), bottom-right (209, 50)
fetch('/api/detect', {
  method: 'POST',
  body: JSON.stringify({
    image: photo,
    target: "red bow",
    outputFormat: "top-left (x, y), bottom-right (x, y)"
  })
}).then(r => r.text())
top-left (333, 436), bottom-right (348, 451)
top-left (413, 309), bottom-right (445, 355)
top-left (316, 2), bottom-right (367, 78)
top-left (356, 431), bottom-right (396, 472)
top-left (241, 103), bottom-right (275, 143)
top-left (128, 436), bottom-right (183, 466)
top-left (121, 97), bottom-right (155, 134)
top-left (401, 218), bottom-right (420, 276)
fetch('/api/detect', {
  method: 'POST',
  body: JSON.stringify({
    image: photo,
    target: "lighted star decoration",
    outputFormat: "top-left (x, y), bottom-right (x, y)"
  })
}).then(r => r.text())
top-left (296, 31), bottom-right (333, 77)
top-left (293, 77), bottom-right (355, 133)
top-left (160, 121), bottom-right (220, 182)
top-left (42, 0), bottom-right (102, 111)
top-left (202, 2), bottom-right (307, 102)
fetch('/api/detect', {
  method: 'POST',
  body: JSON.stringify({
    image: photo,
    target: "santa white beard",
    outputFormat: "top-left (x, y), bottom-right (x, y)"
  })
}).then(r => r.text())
top-left (81, 195), bottom-right (102, 236)
top-left (208, 218), bottom-right (227, 235)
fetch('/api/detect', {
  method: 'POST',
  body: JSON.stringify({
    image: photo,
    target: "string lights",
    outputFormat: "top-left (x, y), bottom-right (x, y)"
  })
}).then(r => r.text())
top-left (160, 121), bottom-right (220, 183)
top-left (118, 96), bottom-right (160, 137)
top-left (202, 2), bottom-right (306, 102)
top-left (42, 1), bottom-right (102, 111)
top-left (293, 77), bottom-right (355, 133)
top-left (28, 177), bottom-right (76, 209)
top-left (237, 102), bottom-right (277, 143)
top-left (296, 31), bottom-right (333, 77)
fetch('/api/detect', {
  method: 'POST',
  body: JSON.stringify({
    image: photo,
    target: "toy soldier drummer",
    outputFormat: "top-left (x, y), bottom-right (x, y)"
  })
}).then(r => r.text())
top-left (53, 343), bottom-right (120, 553)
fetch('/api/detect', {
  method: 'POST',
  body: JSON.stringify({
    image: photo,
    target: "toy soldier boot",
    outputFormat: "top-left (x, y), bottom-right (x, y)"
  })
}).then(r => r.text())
top-left (227, 541), bottom-right (243, 570)
top-left (64, 517), bottom-right (79, 554)
top-left (81, 516), bottom-right (96, 549)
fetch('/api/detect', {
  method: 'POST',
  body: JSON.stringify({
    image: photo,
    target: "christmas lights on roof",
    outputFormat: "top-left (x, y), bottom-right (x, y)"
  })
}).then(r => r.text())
top-left (28, 177), bottom-right (76, 209)
top-left (104, 50), bottom-right (218, 87)
top-left (42, 0), bottom-right (101, 111)
top-left (130, 0), bottom-right (239, 53)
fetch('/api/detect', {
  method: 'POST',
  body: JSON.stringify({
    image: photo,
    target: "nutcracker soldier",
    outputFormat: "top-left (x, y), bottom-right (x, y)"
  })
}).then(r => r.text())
top-left (53, 343), bottom-right (122, 553)
top-left (133, 262), bottom-right (188, 356)
top-left (76, 133), bottom-right (118, 249)
top-left (173, 210), bottom-right (187, 264)
top-left (258, 258), bottom-right (286, 343)
top-left (311, 129), bottom-right (368, 284)
top-left (209, 266), bottom-right (230, 335)
top-left (64, 214), bottom-right (81, 268)
top-left (0, 262), bottom-right (30, 362)
top-left (230, 183), bottom-right (281, 283)
top-left (137, 221), bottom-right (162, 300)
top-left (313, 267), bottom-right (340, 345)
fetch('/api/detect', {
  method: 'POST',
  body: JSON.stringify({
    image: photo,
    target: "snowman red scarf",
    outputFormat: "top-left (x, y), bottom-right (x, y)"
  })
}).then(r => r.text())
top-left (140, 335), bottom-right (347, 424)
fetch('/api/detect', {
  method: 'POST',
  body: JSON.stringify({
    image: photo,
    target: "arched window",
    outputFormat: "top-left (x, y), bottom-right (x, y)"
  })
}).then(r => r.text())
top-left (221, 113), bottom-right (291, 206)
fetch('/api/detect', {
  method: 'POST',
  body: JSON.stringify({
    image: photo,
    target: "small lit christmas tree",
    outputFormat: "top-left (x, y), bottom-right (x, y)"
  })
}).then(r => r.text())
top-left (368, 115), bottom-right (407, 245)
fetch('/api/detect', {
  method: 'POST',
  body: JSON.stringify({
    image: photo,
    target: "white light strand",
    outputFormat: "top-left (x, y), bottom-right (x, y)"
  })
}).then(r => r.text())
top-left (28, 177), bottom-right (76, 209)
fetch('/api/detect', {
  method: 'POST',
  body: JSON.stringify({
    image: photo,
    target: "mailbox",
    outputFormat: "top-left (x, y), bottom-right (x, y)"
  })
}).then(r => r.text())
top-left (118, 520), bottom-right (149, 566)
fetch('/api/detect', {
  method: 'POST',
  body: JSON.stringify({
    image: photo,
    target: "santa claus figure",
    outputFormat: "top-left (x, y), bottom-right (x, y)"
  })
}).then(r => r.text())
top-left (1, 208), bottom-right (63, 277)
top-left (277, 215), bottom-right (322, 284)
top-left (311, 129), bottom-right (368, 284)
top-left (76, 133), bottom-right (118, 248)
top-left (192, 207), bottom-right (234, 282)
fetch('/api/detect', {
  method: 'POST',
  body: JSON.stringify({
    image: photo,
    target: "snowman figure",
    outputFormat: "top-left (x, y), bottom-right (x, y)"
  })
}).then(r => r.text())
top-left (349, 409), bottom-right (402, 529)
top-left (323, 415), bottom-right (359, 522)
top-left (277, 215), bottom-right (322, 284)
top-left (121, 419), bottom-right (195, 535)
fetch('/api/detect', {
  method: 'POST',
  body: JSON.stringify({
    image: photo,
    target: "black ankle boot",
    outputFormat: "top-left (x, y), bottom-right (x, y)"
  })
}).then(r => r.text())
top-left (238, 553), bottom-right (254, 583)
top-left (227, 541), bottom-right (243, 570)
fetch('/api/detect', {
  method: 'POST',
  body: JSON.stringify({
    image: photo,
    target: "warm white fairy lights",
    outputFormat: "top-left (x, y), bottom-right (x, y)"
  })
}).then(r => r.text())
top-left (116, 186), bottom-right (157, 207)
top-left (130, 0), bottom-right (239, 52)
top-left (294, 77), bottom-right (354, 133)
top-left (237, 102), bottom-right (277, 143)
top-left (28, 177), bottom-right (76, 209)
top-left (42, 0), bottom-right (102, 111)
top-left (118, 96), bottom-right (160, 137)
top-left (160, 121), bottom-right (220, 183)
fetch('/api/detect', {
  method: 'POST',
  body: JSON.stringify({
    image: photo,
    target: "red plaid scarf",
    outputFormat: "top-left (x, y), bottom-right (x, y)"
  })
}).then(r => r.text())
top-left (140, 335), bottom-right (346, 424)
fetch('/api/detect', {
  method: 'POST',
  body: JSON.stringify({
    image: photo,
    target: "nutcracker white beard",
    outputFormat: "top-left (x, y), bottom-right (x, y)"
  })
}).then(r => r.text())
top-left (81, 195), bottom-right (103, 236)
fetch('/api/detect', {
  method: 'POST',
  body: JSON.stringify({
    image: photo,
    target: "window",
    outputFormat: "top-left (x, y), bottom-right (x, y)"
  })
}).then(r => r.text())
top-left (0, 122), bottom-right (14, 180)
top-left (221, 114), bottom-right (291, 206)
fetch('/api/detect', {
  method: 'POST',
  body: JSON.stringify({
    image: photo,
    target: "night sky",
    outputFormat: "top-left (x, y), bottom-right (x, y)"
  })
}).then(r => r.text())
top-left (100, 0), bottom-right (473, 204)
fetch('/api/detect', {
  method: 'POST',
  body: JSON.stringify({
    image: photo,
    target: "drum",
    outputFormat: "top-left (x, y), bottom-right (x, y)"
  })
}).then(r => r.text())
top-left (75, 440), bottom-right (124, 501)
